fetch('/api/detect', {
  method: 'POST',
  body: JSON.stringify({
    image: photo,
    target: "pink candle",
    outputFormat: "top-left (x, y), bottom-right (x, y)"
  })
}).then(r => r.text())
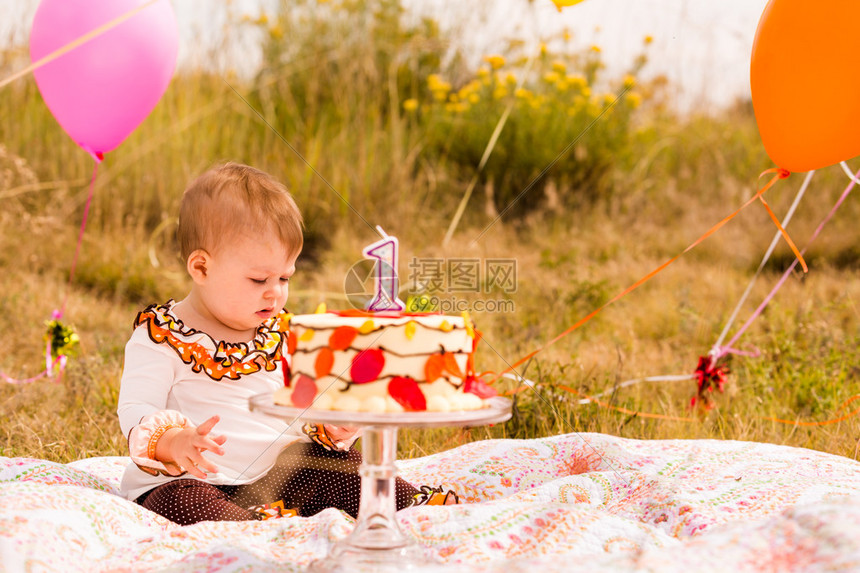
top-left (363, 227), bottom-right (405, 311)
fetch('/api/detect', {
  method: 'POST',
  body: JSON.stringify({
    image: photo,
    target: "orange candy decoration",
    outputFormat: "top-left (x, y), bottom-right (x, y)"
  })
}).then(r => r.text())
top-left (425, 352), bottom-right (465, 382)
top-left (314, 347), bottom-right (334, 378)
top-left (287, 329), bottom-right (298, 355)
top-left (329, 326), bottom-right (358, 351)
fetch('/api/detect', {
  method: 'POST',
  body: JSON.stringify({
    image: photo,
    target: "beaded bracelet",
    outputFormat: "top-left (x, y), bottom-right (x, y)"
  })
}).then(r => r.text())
top-left (146, 423), bottom-right (184, 460)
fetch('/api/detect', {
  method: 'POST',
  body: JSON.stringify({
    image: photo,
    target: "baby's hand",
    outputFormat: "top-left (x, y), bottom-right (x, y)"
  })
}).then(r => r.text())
top-left (157, 415), bottom-right (226, 479)
top-left (324, 425), bottom-right (361, 450)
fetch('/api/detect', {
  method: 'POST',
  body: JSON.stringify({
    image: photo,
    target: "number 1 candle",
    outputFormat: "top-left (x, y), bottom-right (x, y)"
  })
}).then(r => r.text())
top-left (363, 226), bottom-right (405, 311)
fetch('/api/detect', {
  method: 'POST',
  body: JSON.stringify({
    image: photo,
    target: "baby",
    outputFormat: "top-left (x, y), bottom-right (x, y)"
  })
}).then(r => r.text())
top-left (117, 162), bottom-right (456, 524)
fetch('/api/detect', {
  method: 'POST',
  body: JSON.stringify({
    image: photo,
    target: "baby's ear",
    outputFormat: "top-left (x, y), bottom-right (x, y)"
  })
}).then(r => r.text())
top-left (186, 249), bottom-right (210, 283)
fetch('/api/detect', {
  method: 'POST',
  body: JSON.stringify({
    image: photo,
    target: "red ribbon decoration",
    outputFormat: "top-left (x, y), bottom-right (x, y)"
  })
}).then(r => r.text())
top-left (690, 355), bottom-right (729, 410)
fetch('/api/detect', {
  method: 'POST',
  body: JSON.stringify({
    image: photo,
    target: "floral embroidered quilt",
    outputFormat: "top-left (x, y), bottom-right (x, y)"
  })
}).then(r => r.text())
top-left (3, 432), bottom-right (860, 571)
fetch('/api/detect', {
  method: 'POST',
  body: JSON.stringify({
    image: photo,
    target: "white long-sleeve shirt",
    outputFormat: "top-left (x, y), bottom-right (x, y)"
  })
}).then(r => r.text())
top-left (117, 303), bottom-right (305, 501)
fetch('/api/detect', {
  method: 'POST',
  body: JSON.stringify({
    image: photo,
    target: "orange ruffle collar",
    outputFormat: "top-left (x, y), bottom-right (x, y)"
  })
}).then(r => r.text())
top-left (134, 300), bottom-right (290, 381)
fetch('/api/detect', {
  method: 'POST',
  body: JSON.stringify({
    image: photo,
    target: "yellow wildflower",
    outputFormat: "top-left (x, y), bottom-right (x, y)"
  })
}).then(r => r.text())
top-left (625, 91), bottom-right (642, 108)
top-left (403, 98), bottom-right (419, 112)
top-left (477, 67), bottom-right (490, 78)
top-left (457, 80), bottom-right (478, 99)
top-left (514, 87), bottom-right (532, 99)
top-left (468, 93), bottom-right (480, 104)
top-left (539, 42), bottom-right (547, 56)
top-left (493, 86), bottom-right (508, 99)
top-left (484, 54), bottom-right (505, 70)
top-left (269, 25), bottom-right (284, 40)
top-left (543, 71), bottom-right (560, 84)
top-left (562, 28), bottom-right (572, 42)
top-left (567, 74), bottom-right (588, 90)
top-left (551, 60), bottom-right (567, 73)
top-left (427, 74), bottom-right (451, 94)
top-left (623, 74), bottom-right (636, 89)
top-left (505, 73), bottom-right (517, 85)
top-left (590, 44), bottom-right (601, 53)
top-left (256, 13), bottom-right (269, 25)
top-left (644, 35), bottom-right (654, 45)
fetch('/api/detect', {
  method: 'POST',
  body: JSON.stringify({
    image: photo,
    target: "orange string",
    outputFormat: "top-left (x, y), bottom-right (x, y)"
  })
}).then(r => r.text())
top-left (490, 166), bottom-right (851, 429)
top-left (758, 195), bottom-right (808, 272)
top-left (558, 385), bottom-right (700, 422)
top-left (758, 394), bottom-right (860, 427)
top-left (836, 394), bottom-right (860, 413)
top-left (489, 167), bottom-right (790, 384)
top-left (506, 382), bottom-right (860, 428)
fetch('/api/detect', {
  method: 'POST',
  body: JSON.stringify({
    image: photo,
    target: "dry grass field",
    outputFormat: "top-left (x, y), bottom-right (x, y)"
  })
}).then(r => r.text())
top-left (3, 0), bottom-right (860, 463)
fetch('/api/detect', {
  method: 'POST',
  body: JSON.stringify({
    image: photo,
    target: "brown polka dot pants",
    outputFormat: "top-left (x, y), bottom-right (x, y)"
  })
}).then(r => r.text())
top-left (136, 441), bottom-right (419, 525)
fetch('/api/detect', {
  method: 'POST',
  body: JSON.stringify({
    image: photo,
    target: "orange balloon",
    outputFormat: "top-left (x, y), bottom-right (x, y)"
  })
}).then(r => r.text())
top-left (751, 0), bottom-right (860, 172)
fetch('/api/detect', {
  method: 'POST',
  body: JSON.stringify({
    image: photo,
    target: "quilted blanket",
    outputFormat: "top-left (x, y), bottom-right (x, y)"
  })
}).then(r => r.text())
top-left (3, 432), bottom-right (860, 572)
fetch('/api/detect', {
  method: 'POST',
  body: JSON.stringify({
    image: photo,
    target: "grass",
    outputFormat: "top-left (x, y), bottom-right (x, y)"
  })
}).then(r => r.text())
top-left (3, 0), bottom-right (860, 465)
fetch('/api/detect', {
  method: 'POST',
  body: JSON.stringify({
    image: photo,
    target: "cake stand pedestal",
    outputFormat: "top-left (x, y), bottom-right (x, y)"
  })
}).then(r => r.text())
top-left (249, 393), bottom-right (512, 572)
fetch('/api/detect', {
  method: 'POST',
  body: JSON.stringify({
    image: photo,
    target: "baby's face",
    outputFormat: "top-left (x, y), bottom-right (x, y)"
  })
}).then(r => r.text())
top-left (201, 233), bottom-right (297, 334)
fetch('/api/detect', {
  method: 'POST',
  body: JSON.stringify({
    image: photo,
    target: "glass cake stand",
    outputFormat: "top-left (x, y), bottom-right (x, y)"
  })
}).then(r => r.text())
top-left (249, 392), bottom-right (512, 572)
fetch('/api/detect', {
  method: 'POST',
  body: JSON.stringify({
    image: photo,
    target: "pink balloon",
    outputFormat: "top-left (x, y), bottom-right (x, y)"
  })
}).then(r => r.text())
top-left (29, 0), bottom-right (178, 158)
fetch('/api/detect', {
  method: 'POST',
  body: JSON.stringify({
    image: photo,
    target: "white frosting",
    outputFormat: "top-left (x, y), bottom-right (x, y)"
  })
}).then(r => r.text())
top-left (291, 348), bottom-right (469, 383)
top-left (275, 312), bottom-right (487, 412)
top-left (291, 315), bottom-right (472, 355)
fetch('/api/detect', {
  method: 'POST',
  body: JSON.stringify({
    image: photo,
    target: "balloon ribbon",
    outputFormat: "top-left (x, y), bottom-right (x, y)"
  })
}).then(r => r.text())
top-left (497, 167), bottom-right (791, 391)
top-left (0, 159), bottom-right (99, 384)
top-left (501, 167), bottom-right (860, 428)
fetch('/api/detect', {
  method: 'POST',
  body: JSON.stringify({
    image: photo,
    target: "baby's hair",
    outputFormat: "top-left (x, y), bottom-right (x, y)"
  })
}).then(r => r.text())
top-left (178, 162), bottom-right (303, 261)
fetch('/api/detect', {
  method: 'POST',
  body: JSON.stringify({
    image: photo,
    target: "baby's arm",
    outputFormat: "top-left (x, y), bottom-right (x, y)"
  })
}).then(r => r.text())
top-left (118, 329), bottom-right (224, 477)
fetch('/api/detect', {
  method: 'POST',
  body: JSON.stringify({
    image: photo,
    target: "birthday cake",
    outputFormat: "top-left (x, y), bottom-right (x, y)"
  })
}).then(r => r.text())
top-left (273, 310), bottom-right (497, 412)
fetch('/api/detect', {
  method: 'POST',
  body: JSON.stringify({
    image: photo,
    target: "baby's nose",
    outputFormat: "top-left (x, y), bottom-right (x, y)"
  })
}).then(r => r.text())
top-left (264, 283), bottom-right (286, 300)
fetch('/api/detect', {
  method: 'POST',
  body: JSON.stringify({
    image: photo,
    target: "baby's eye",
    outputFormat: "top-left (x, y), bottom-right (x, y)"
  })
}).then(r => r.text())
top-left (279, 277), bottom-right (290, 283)
top-left (250, 278), bottom-right (267, 285)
